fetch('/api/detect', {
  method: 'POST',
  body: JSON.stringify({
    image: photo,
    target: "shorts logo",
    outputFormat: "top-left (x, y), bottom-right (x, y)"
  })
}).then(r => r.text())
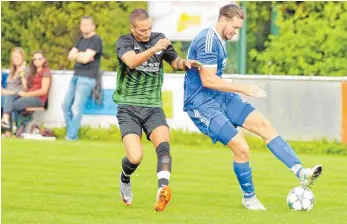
top-left (194, 109), bottom-right (210, 126)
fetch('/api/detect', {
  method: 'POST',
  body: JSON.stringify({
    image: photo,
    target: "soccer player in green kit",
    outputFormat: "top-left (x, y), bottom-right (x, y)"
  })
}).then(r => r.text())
top-left (113, 8), bottom-right (202, 212)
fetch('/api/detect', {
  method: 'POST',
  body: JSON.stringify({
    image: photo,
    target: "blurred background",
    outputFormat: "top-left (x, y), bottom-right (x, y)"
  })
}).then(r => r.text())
top-left (1, 1), bottom-right (347, 142)
top-left (2, 1), bottom-right (347, 76)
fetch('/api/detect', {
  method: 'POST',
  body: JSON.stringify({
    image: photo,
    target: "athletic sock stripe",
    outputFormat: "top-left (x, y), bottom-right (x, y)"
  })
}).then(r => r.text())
top-left (157, 171), bottom-right (171, 179)
top-left (122, 170), bottom-right (131, 177)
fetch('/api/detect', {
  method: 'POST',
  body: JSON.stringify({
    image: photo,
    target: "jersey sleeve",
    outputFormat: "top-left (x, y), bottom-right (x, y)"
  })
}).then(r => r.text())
top-left (42, 67), bottom-right (52, 77)
top-left (196, 35), bottom-right (218, 68)
top-left (163, 44), bottom-right (178, 64)
top-left (158, 33), bottom-right (178, 64)
top-left (116, 36), bottom-right (134, 58)
top-left (88, 36), bottom-right (103, 54)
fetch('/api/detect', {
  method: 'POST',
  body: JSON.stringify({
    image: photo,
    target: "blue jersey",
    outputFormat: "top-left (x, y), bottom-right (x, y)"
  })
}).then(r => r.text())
top-left (184, 27), bottom-right (228, 111)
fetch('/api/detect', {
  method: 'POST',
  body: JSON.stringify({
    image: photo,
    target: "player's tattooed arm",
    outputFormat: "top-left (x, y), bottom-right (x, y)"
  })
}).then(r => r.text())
top-left (171, 57), bottom-right (186, 71)
top-left (171, 57), bottom-right (202, 71)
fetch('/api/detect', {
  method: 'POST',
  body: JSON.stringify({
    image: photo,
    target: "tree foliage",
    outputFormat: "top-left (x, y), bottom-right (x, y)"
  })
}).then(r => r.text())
top-left (244, 1), bottom-right (274, 75)
top-left (249, 2), bottom-right (347, 76)
top-left (3, 2), bottom-right (346, 76)
top-left (1, 1), bottom-right (183, 73)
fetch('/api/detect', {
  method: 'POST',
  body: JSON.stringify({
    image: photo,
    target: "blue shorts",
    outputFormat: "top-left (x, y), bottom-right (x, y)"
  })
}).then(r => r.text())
top-left (186, 93), bottom-right (255, 145)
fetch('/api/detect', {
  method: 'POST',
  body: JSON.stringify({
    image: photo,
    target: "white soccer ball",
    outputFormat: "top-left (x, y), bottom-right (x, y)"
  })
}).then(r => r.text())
top-left (287, 186), bottom-right (314, 211)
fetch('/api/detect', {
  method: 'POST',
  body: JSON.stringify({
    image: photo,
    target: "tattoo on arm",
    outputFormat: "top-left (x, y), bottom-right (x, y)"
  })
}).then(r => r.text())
top-left (180, 59), bottom-right (187, 70)
top-left (174, 58), bottom-right (187, 71)
top-left (175, 58), bottom-right (181, 70)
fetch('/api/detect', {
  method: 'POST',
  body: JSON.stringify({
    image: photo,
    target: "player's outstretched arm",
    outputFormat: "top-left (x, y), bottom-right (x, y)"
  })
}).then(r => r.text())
top-left (170, 57), bottom-right (202, 71)
top-left (121, 38), bottom-right (171, 69)
top-left (200, 67), bottom-right (267, 98)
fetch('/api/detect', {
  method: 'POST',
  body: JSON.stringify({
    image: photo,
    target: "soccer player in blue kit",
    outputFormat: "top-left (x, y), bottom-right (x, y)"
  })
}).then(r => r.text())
top-left (183, 3), bottom-right (322, 210)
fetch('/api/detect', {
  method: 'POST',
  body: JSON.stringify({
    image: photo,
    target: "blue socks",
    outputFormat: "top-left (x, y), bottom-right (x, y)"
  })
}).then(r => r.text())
top-left (233, 161), bottom-right (255, 198)
top-left (267, 136), bottom-right (302, 177)
top-left (233, 136), bottom-right (303, 198)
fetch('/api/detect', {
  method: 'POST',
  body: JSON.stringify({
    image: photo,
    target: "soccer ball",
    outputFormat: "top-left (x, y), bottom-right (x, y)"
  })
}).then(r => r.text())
top-left (287, 186), bottom-right (314, 211)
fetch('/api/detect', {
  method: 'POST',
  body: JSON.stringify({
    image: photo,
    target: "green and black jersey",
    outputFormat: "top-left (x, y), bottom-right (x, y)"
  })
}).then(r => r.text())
top-left (113, 33), bottom-right (178, 107)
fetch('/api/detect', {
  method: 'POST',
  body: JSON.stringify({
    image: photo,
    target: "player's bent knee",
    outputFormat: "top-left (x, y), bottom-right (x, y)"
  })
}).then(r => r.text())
top-left (235, 144), bottom-right (250, 161)
top-left (127, 153), bottom-right (143, 164)
top-left (227, 134), bottom-right (250, 162)
top-left (123, 135), bottom-right (144, 164)
top-left (150, 126), bottom-right (170, 146)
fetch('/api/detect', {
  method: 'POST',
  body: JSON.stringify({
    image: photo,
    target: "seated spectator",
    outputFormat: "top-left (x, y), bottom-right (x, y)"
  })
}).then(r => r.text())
top-left (1, 50), bottom-right (52, 130)
top-left (1, 47), bottom-right (28, 129)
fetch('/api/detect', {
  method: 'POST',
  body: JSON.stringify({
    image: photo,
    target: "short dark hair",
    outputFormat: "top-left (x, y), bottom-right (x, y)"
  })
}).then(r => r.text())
top-left (129, 8), bottom-right (149, 26)
top-left (218, 4), bottom-right (245, 21)
top-left (81, 16), bottom-right (95, 24)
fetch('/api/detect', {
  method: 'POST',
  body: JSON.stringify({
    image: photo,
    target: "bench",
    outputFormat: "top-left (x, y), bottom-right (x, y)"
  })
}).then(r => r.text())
top-left (25, 107), bottom-right (45, 112)
top-left (15, 102), bottom-right (48, 136)
top-left (18, 100), bottom-right (48, 116)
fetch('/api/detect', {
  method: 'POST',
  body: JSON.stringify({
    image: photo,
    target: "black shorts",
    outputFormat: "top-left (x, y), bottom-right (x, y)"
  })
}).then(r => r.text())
top-left (116, 104), bottom-right (169, 140)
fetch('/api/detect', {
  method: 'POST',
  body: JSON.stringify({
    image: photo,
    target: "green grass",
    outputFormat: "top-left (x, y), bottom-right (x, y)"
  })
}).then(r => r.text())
top-left (2, 139), bottom-right (347, 224)
top-left (52, 126), bottom-right (347, 155)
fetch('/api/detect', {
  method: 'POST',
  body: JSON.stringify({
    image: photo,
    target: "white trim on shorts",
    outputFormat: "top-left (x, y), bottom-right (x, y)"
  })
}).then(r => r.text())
top-left (193, 109), bottom-right (210, 126)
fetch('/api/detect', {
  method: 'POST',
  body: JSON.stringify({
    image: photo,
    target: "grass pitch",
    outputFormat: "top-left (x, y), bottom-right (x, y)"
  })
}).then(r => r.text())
top-left (2, 139), bottom-right (347, 224)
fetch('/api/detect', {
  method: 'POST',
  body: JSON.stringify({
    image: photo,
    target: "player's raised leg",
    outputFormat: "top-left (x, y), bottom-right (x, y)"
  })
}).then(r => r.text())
top-left (242, 110), bottom-right (322, 187)
top-left (148, 124), bottom-right (172, 212)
